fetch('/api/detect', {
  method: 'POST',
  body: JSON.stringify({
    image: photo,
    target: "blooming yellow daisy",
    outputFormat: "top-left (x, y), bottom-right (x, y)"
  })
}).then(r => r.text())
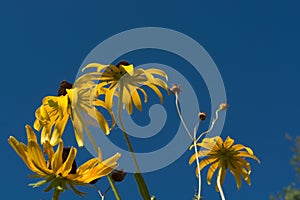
top-left (8, 125), bottom-right (120, 199)
top-left (34, 79), bottom-right (115, 148)
top-left (81, 61), bottom-right (168, 114)
top-left (189, 136), bottom-right (260, 192)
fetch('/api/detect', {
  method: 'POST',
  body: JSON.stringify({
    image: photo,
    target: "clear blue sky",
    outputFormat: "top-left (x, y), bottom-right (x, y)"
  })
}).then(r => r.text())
top-left (1, 1), bottom-right (299, 199)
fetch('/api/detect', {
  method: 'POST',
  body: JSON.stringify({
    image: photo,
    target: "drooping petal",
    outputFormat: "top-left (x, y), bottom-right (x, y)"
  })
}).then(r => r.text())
top-left (199, 157), bottom-right (219, 171)
top-left (130, 86), bottom-right (142, 111)
top-left (189, 150), bottom-right (211, 165)
top-left (228, 161), bottom-right (242, 189)
top-left (50, 114), bottom-right (69, 146)
top-left (207, 161), bottom-right (219, 185)
top-left (144, 68), bottom-right (168, 81)
top-left (237, 152), bottom-right (260, 163)
top-left (82, 63), bottom-right (109, 72)
top-left (146, 83), bottom-right (163, 103)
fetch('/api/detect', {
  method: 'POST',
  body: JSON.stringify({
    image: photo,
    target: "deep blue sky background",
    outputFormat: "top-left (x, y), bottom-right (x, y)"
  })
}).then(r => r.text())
top-left (1, 0), bottom-right (300, 199)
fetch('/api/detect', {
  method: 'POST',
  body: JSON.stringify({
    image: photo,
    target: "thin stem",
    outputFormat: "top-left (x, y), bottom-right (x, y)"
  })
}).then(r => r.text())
top-left (117, 84), bottom-right (151, 200)
top-left (217, 168), bottom-right (226, 200)
top-left (193, 140), bottom-right (201, 200)
top-left (175, 93), bottom-right (193, 140)
top-left (107, 174), bottom-right (121, 200)
top-left (196, 108), bottom-right (221, 142)
top-left (176, 93), bottom-right (202, 199)
top-left (193, 121), bottom-right (200, 140)
top-left (52, 189), bottom-right (61, 200)
top-left (95, 184), bottom-right (105, 200)
top-left (117, 85), bottom-right (141, 172)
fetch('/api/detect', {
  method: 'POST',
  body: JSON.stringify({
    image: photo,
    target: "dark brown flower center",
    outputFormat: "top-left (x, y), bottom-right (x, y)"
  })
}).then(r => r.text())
top-left (58, 80), bottom-right (73, 96)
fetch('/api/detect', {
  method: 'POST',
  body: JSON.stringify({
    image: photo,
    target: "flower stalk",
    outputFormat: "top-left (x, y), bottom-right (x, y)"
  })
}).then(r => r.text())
top-left (217, 168), bottom-right (226, 200)
top-left (117, 81), bottom-right (151, 200)
top-left (107, 174), bottom-right (121, 200)
top-left (174, 91), bottom-right (201, 199)
top-left (52, 189), bottom-right (61, 200)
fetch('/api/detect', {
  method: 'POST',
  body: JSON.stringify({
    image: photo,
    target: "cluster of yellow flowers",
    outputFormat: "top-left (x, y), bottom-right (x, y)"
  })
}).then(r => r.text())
top-left (8, 61), bottom-right (168, 200)
top-left (8, 61), bottom-right (259, 200)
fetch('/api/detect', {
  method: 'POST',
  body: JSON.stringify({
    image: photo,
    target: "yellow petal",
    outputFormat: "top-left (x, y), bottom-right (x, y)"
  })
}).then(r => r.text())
top-left (8, 136), bottom-right (33, 171)
top-left (52, 141), bottom-right (63, 172)
top-left (25, 125), bottom-right (37, 143)
top-left (93, 107), bottom-right (110, 135)
top-left (43, 141), bottom-right (54, 161)
top-left (58, 147), bottom-right (77, 177)
top-left (50, 114), bottom-right (69, 146)
top-left (104, 86), bottom-right (117, 109)
top-left (145, 68), bottom-right (168, 81)
top-left (146, 83), bottom-right (163, 103)
top-left (77, 158), bottom-right (99, 175)
top-left (28, 141), bottom-right (48, 172)
top-left (189, 150), bottom-right (211, 165)
top-left (130, 87), bottom-right (142, 111)
top-left (137, 87), bottom-right (148, 103)
top-left (82, 63), bottom-right (108, 72)
top-left (71, 110), bottom-right (84, 147)
top-left (228, 162), bottom-right (242, 189)
top-left (41, 126), bottom-right (51, 144)
top-left (33, 118), bottom-right (42, 131)
top-left (207, 161), bottom-right (219, 184)
top-left (238, 152), bottom-right (260, 163)
top-left (224, 136), bottom-right (234, 148)
top-left (121, 64), bottom-right (134, 76)
top-left (199, 157), bottom-right (218, 171)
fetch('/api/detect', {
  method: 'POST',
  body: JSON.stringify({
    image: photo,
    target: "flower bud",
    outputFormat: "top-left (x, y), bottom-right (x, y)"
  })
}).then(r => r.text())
top-left (219, 103), bottom-right (229, 110)
top-left (169, 84), bottom-right (181, 95)
top-left (198, 112), bottom-right (207, 121)
top-left (111, 169), bottom-right (127, 182)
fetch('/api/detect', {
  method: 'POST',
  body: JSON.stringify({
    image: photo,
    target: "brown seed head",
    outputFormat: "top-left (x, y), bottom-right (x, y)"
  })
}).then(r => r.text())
top-left (58, 80), bottom-right (73, 96)
top-left (198, 112), bottom-right (207, 121)
top-left (111, 169), bottom-right (127, 182)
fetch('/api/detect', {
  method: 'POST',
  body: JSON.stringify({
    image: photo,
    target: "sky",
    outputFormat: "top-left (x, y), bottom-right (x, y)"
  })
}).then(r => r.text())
top-left (1, 0), bottom-right (300, 200)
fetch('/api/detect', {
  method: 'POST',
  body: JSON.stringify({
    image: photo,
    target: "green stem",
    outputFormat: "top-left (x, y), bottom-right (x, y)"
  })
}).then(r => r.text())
top-left (107, 175), bottom-right (121, 200)
top-left (118, 84), bottom-right (151, 199)
top-left (217, 168), bottom-right (226, 200)
top-left (117, 85), bottom-right (141, 172)
top-left (52, 189), bottom-right (61, 200)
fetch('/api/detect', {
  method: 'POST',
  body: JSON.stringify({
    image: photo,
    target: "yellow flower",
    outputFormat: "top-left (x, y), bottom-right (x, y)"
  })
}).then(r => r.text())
top-left (8, 125), bottom-right (120, 197)
top-left (189, 136), bottom-right (260, 190)
top-left (81, 61), bottom-right (168, 114)
top-left (34, 80), bottom-right (115, 147)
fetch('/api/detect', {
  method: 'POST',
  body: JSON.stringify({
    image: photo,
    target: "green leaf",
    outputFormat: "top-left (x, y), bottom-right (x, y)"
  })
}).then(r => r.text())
top-left (29, 179), bottom-right (48, 188)
top-left (134, 173), bottom-right (151, 200)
